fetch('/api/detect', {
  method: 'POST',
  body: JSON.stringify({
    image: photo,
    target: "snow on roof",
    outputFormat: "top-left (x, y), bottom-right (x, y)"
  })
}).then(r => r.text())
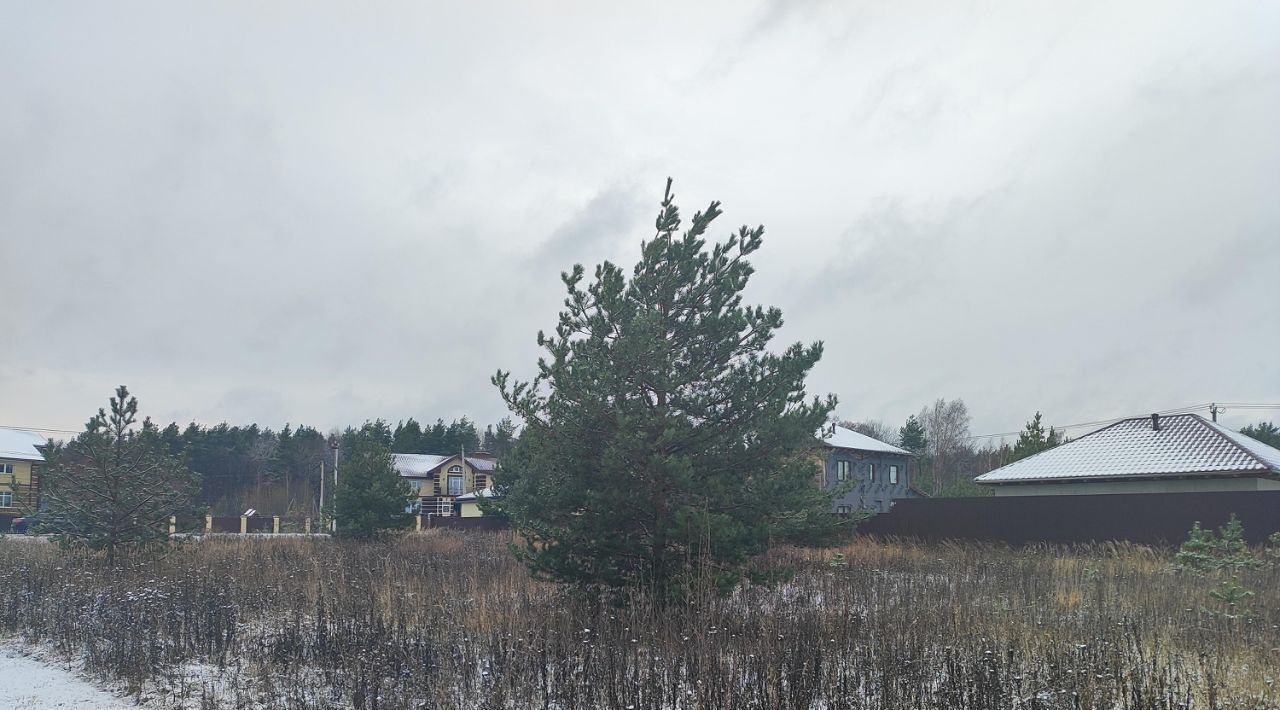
top-left (392, 453), bottom-right (499, 477)
top-left (822, 425), bottom-right (911, 456)
top-left (466, 457), bottom-right (496, 471)
top-left (392, 453), bottom-right (451, 477)
top-left (0, 427), bottom-right (47, 462)
top-left (456, 488), bottom-right (499, 501)
top-left (975, 414), bottom-right (1280, 484)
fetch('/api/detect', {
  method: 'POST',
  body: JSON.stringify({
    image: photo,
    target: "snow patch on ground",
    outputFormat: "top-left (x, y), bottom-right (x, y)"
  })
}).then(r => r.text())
top-left (0, 639), bottom-right (138, 709)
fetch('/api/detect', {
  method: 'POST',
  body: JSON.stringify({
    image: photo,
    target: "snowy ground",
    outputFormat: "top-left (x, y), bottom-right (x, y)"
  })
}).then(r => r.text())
top-left (1, 641), bottom-right (137, 709)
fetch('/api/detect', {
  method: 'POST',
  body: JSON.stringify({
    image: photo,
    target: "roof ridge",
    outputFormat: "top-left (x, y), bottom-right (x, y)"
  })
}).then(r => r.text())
top-left (1198, 415), bottom-right (1277, 472)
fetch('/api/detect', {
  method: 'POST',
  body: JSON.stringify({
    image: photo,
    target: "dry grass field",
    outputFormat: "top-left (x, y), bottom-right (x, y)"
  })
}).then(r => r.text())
top-left (0, 532), bottom-right (1276, 709)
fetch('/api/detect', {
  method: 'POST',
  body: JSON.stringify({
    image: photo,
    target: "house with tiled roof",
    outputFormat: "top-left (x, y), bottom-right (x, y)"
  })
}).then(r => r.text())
top-left (818, 425), bottom-right (923, 513)
top-left (392, 451), bottom-right (496, 516)
top-left (975, 413), bottom-right (1280, 496)
top-left (0, 427), bottom-right (47, 524)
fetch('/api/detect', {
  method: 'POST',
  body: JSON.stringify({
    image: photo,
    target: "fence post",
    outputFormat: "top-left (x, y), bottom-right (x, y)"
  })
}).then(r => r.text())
top-left (169, 516), bottom-right (176, 534)
top-left (415, 514), bottom-right (422, 532)
top-left (304, 517), bottom-right (311, 534)
top-left (240, 515), bottom-right (248, 534)
top-left (205, 514), bottom-right (212, 534)
top-left (273, 516), bottom-right (281, 534)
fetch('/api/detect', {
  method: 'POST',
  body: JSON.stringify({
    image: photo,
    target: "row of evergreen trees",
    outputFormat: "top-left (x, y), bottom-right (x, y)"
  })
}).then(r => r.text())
top-left (51, 413), bottom-right (519, 517)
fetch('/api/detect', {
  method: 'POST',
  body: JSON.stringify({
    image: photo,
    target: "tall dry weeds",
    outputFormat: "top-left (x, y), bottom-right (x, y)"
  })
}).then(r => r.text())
top-left (0, 532), bottom-right (1275, 709)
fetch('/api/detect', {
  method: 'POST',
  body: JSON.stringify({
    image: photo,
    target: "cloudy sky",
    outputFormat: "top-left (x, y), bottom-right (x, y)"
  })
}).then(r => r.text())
top-left (2, 0), bottom-right (1278, 441)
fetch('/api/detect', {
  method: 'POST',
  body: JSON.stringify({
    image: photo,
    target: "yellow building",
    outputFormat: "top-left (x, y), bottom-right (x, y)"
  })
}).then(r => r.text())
top-left (456, 488), bottom-right (500, 517)
top-left (0, 427), bottom-right (47, 523)
top-left (392, 452), bottom-right (496, 516)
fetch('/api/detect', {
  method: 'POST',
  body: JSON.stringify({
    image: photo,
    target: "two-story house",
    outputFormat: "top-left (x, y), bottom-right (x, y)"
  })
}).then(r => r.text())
top-left (0, 427), bottom-right (47, 527)
top-left (392, 451), bottom-right (496, 516)
top-left (818, 425), bottom-right (921, 513)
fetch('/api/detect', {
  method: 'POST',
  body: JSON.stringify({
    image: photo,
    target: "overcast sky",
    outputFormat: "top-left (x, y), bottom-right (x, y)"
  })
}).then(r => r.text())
top-left (2, 0), bottom-right (1278, 441)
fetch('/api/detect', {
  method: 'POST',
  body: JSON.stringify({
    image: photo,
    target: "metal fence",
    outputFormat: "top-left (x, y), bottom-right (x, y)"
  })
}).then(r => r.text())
top-left (857, 490), bottom-right (1280, 546)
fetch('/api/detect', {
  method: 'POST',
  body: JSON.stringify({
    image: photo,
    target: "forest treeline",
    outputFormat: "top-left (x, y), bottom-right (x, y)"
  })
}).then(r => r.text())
top-left (116, 416), bottom-right (519, 517)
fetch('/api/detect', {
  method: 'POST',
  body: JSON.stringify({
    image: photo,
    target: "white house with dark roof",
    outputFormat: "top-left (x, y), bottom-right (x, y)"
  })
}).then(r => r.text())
top-left (975, 413), bottom-right (1280, 496)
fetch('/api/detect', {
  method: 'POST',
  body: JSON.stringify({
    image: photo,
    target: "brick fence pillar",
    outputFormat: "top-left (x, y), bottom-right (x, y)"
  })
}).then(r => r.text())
top-left (205, 515), bottom-right (212, 534)
top-left (240, 515), bottom-right (248, 534)
top-left (304, 517), bottom-right (311, 534)
top-left (169, 516), bottom-right (176, 534)
top-left (273, 516), bottom-right (280, 534)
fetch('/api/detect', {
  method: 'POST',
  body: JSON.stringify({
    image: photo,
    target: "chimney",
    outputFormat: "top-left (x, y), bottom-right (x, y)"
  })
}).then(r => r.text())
top-left (1151, 413), bottom-right (1160, 431)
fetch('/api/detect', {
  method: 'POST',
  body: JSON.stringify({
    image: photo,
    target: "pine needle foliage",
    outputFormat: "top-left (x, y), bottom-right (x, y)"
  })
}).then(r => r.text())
top-left (1174, 515), bottom-right (1262, 574)
top-left (492, 179), bottom-right (847, 598)
top-left (40, 386), bottom-right (199, 564)
top-left (330, 439), bottom-right (413, 540)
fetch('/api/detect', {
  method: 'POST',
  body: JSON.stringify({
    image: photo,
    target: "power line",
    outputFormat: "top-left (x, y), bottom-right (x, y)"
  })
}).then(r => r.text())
top-left (0, 424), bottom-right (81, 435)
top-left (965, 402), bottom-right (1216, 441)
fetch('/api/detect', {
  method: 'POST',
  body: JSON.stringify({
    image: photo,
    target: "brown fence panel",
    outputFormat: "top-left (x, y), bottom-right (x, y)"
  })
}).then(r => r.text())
top-left (858, 490), bottom-right (1280, 546)
top-left (245, 517), bottom-right (275, 533)
top-left (208, 516), bottom-right (242, 533)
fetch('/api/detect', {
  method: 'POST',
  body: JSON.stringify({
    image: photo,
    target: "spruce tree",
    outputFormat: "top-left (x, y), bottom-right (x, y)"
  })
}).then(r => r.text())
top-left (330, 438), bottom-right (413, 539)
top-left (493, 180), bottom-right (844, 597)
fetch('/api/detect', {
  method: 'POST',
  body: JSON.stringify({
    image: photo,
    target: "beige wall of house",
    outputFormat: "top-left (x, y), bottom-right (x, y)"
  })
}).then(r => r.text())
top-left (991, 477), bottom-right (1280, 497)
top-left (0, 458), bottom-right (37, 510)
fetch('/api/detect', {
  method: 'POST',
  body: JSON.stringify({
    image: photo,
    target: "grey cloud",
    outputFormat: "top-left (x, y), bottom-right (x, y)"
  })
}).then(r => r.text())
top-left (2, 0), bottom-right (1278, 440)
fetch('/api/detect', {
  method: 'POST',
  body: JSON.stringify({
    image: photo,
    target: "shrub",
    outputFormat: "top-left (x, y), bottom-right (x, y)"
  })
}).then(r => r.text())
top-left (1174, 515), bottom-right (1262, 574)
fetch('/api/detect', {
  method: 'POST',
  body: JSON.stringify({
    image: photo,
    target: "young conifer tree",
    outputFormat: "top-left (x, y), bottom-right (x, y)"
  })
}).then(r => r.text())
top-left (41, 386), bottom-right (199, 563)
top-left (492, 180), bottom-right (846, 597)
top-left (330, 438), bottom-right (413, 539)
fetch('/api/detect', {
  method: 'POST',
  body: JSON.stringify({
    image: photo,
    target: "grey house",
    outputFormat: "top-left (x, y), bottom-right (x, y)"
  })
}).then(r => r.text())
top-left (819, 425), bottom-right (921, 513)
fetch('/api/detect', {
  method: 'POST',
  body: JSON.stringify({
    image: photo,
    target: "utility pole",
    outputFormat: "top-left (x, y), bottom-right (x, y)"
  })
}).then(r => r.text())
top-left (318, 460), bottom-right (325, 526)
top-left (330, 440), bottom-right (340, 534)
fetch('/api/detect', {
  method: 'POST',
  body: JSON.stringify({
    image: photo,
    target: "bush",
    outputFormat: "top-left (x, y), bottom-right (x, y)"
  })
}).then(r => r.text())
top-left (1174, 515), bottom-right (1262, 574)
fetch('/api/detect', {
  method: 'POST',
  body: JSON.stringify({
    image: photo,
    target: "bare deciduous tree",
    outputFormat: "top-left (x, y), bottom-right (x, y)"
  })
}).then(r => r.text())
top-left (917, 398), bottom-right (972, 494)
top-left (837, 419), bottom-right (899, 445)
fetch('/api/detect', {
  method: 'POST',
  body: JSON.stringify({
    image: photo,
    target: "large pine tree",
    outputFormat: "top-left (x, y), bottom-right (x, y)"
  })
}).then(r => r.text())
top-left (493, 180), bottom-right (845, 597)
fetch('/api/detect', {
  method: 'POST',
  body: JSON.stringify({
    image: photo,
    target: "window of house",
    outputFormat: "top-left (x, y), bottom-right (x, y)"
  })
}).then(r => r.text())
top-left (0, 463), bottom-right (12, 475)
top-left (888, 465), bottom-right (899, 484)
top-left (447, 474), bottom-right (464, 496)
top-left (434, 498), bottom-right (453, 516)
top-left (836, 505), bottom-right (852, 515)
top-left (0, 491), bottom-right (12, 507)
top-left (836, 460), bottom-right (850, 481)
top-left (868, 463), bottom-right (876, 482)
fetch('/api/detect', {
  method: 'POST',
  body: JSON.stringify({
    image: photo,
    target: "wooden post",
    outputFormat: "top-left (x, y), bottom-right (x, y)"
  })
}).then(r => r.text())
top-left (169, 516), bottom-right (176, 534)
top-left (205, 515), bottom-right (212, 534)
top-left (272, 516), bottom-right (280, 534)
top-left (240, 515), bottom-right (248, 534)
top-left (304, 517), bottom-right (312, 534)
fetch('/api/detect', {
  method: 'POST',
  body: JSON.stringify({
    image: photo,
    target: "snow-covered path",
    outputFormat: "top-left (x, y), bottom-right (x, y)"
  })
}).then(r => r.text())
top-left (1, 641), bottom-right (136, 709)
